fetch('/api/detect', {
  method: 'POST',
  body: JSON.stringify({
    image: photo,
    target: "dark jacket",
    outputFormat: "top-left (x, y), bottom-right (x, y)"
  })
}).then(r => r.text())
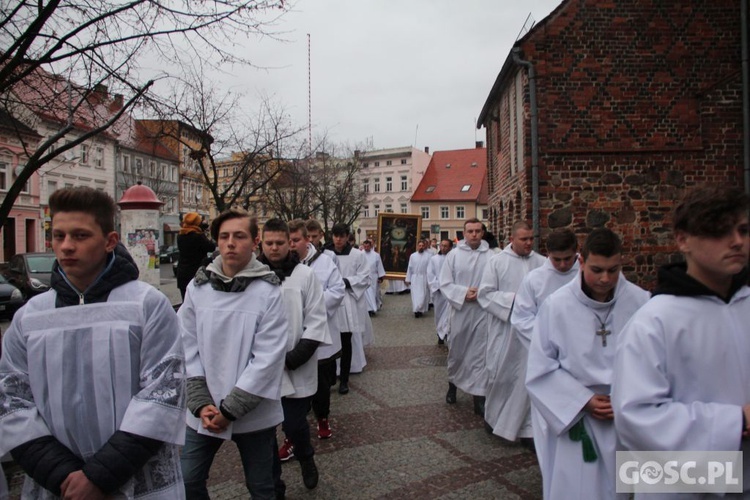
top-left (177, 231), bottom-right (216, 290)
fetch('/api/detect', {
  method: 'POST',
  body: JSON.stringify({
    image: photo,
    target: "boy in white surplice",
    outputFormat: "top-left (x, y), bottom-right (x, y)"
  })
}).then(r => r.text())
top-left (613, 186), bottom-right (750, 499)
top-left (0, 187), bottom-right (186, 499)
top-left (178, 209), bottom-right (288, 499)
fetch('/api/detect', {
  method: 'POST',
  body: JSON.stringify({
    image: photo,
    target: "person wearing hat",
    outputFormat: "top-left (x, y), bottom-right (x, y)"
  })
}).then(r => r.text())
top-left (177, 212), bottom-right (216, 299)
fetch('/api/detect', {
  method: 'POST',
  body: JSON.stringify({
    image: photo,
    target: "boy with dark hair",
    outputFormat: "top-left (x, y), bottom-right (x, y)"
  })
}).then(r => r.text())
top-left (613, 186), bottom-right (750, 497)
top-left (526, 228), bottom-right (649, 499)
top-left (179, 208), bottom-right (288, 499)
top-left (511, 228), bottom-right (579, 497)
top-left (325, 223), bottom-right (370, 395)
top-left (0, 186), bottom-right (186, 499)
top-left (288, 220), bottom-right (345, 441)
top-left (259, 218), bottom-right (329, 493)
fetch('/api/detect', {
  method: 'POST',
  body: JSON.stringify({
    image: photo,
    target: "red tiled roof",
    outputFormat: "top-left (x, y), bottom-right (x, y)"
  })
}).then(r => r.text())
top-left (411, 148), bottom-right (488, 203)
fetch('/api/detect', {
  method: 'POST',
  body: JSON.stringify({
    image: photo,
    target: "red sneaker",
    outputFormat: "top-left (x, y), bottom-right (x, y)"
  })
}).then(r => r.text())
top-left (278, 438), bottom-right (295, 461)
top-left (317, 418), bottom-right (332, 439)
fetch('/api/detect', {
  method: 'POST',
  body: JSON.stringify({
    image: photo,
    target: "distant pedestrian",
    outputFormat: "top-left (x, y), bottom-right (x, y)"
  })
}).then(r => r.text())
top-left (176, 212), bottom-right (216, 299)
top-left (405, 239), bottom-right (431, 317)
top-left (427, 238), bottom-right (453, 344)
top-left (361, 239), bottom-right (385, 315)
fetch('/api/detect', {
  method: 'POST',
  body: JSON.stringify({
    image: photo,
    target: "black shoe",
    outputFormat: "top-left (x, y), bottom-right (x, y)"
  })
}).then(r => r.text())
top-left (445, 383), bottom-right (457, 404)
top-left (484, 421), bottom-right (494, 434)
top-left (368, 311), bottom-right (375, 317)
top-left (338, 381), bottom-right (349, 394)
top-left (299, 456), bottom-right (319, 490)
top-left (520, 438), bottom-right (536, 452)
top-left (437, 337), bottom-right (445, 345)
top-left (473, 396), bottom-right (485, 417)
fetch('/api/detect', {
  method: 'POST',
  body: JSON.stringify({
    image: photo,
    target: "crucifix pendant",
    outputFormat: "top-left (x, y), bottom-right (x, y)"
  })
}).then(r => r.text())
top-left (596, 327), bottom-right (611, 347)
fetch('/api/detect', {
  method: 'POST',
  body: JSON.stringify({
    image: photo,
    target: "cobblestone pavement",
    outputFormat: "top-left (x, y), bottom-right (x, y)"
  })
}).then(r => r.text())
top-left (4, 284), bottom-right (544, 499)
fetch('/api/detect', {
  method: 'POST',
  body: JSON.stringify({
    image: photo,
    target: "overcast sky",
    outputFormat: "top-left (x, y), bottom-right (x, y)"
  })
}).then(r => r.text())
top-left (197, 0), bottom-right (563, 153)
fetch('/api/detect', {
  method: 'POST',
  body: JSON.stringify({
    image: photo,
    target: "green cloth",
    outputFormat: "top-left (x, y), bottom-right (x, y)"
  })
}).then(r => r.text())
top-left (568, 419), bottom-right (598, 463)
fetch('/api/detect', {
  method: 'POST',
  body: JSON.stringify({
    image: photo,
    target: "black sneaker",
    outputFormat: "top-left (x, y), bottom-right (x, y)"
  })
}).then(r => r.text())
top-left (445, 383), bottom-right (457, 404)
top-left (338, 381), bottom-right (349, 394)
top-left (299, 456), bottom-right (319, 489)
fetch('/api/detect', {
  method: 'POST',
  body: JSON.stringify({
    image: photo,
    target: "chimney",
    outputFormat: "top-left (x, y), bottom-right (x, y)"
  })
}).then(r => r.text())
top-left (424, 146), bottom-right (430, 154)
top-left (475, 141), bottom-right (484, 148)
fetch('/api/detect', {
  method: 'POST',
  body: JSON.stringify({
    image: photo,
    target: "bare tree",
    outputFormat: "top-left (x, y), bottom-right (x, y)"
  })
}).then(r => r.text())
top-left (147, 71), bottom-right (306, 213)
top-left (0, 0), bottom-right (289, 225)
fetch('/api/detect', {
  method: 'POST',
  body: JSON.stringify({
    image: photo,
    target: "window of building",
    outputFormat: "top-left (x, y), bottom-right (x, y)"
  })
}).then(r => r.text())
top-left (135, 158), bottom-right (143, 176)
top-left (172, 166), bottom-right (177, 182)
top-left (363, 178), bottom-right (369, 193)
top-left (482, 208), bottom-right (489, 220)
top-left (363, 205), bottom-right (370, 218)
top-left (421, 206), bottom-right (430, 219)
top-left (123, 155), bottom-right (130, 173)
top-left (374, 161), bottom-right (380, 167)
top-left (400, 203), bottom-right (408, 213)
top-left (362, 162), bottom-right (369, 168)
top-left (385, 203), bottom-right (392, 213)
top-left (456, 206), bottom-right (465, 219)
top-left (426, 186), bottom-right (436, 193)
top-left (48, 180), bottom-right (58, 196)
top-left (461, 184), bottom-right (471, 192)
top-left (94, 147), bottom-right (103, 167)
top-left (385, 176), bottom-right (392, 191)
top-left (161, 164), bottom-right (167, 179)
top-left (13, 167), bottom-right (29, 193)
top-left (440, 206), bottom-right (449, 219)
top-left (0, 162), bottom-right (7, 190)
top-left (400, 175), bottom-right (407, 191)
top-left (386, 160), bottom-right (392, 166)
top-left (400, 159), bottom-right (407, 165)
top-left (149, 161), bottom-right (156, 177)
top-left (80, 144), bottom-right (89, 164)
top-left (374, 178), bottom-right (380, 192)
top-left (374, 204), bottom-right (380, 216)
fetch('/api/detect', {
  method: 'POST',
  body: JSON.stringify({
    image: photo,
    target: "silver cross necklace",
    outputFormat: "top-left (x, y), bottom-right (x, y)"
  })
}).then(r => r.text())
top-left (592, 304), bottom-right (615, 347)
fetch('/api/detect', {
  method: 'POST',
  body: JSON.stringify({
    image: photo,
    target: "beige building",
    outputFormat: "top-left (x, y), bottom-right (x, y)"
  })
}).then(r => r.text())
top-left (358, 146), bottom-right (431, 243)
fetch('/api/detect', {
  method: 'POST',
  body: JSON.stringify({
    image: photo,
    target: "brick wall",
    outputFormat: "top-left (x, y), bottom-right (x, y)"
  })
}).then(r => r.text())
top-left (484, 0), bottom-right (743, 288)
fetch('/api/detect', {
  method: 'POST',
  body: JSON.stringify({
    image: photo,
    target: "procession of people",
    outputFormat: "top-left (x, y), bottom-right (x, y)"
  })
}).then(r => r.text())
top-left (1, 184), bottom-right (749, 499)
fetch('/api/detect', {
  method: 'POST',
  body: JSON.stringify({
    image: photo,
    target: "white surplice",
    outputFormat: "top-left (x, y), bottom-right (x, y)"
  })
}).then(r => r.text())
top-left (0, 282), bottom-right (187, 499)
top-left (478, 246), bottom-right (545, 440)
top-left (428, 252), bottom-right (450, 340)
top-left (406, 250), bottom-right (432, 314)
top-left (363, 249), bottom-right (386, 312)
top-left (439, 240), bottom-right (492, 396)
top-left (385, 279), bottom-right (408, 294)
top-left (331, 247), bottom-right (371, 373)
top-left (302, 243), bottom-right (345, 362)
top-left (279, 263), bottom-right (331, 398)
top-left (526, 272), bottom-right (649, 500)
top-left (510, 257), bottom-right (579, 499)
top-left (612, 277), bottom-right (750, 499)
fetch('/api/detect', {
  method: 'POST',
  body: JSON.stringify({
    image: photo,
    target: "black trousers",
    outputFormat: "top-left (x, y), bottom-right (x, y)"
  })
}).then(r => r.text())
top-left (311, 358), bottom-right (337, 419)
top-left (339, 331), bottom-right (353, 384)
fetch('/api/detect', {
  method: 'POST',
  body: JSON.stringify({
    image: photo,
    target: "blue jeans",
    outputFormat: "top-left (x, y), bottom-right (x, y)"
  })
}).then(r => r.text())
top-left (181, 425), bottom-right (276, 500)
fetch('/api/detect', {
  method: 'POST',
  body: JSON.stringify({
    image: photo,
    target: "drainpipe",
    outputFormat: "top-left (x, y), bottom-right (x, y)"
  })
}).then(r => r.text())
top-left (512, 48), bottom-right (540, 251)
top-left (743, 0), bottom-right (750, 194)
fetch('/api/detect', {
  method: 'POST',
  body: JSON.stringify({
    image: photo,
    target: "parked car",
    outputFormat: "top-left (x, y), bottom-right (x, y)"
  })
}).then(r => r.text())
top-left (0, 274), bottom-right (25, 319)
top-left (159, 245), bottom-right (179, 263)
top-left (4, 252), bottom-right (56, 299)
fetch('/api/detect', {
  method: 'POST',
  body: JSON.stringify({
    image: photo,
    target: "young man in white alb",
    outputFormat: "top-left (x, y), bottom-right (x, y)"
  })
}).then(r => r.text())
top-left (613, 185), bottom-right (750, 498)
